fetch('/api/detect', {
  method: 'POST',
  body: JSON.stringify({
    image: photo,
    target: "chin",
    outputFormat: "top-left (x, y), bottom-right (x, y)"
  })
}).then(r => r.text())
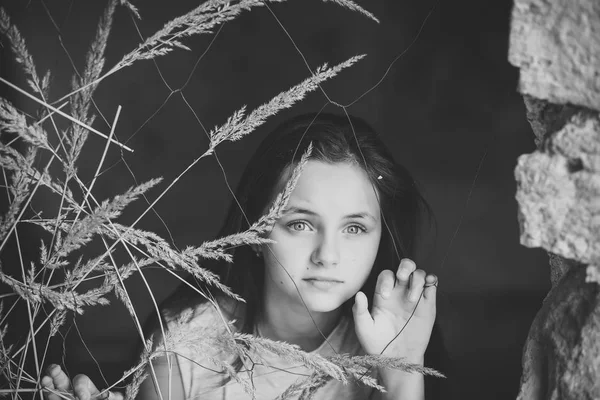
top-left (299, 292), bottom-right (350, 314)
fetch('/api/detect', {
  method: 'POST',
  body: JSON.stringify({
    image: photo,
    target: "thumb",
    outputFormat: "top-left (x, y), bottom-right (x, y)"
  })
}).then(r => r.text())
top-left (72, 375), bottom-right (99, 400)
top-left (352, 291), bottom-right (373, 336)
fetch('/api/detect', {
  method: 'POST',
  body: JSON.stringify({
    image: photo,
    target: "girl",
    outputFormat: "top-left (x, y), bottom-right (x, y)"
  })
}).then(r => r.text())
top-left (42, 112), bottom-right (445, 400)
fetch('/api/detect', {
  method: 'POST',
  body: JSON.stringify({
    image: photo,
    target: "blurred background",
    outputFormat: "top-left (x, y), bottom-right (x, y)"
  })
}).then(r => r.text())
top-left (1, 0), bottom-right (550, 398)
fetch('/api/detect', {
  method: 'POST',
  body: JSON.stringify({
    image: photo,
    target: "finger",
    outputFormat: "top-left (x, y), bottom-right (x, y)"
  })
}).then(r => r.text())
top-left (374, 269), bottom-right (395, 301)
top-left (97, 392), bottom-right (110, 400)
top-left (41, 375), bottom-right (58, 400)
top-left (352, 291), bottom-right (373, 334)
top-left (42, 387), bottom-right (68, 400)
top-left (108, 391), bottom-right (124, 400)
top-left (408, 269), bottom-right (426, 303)
top-left (41, 375), bottom-right (55, 390)
top-left (396, 258), bottom-right (417, 283)
top-left (47, 365), bottom-right (71, 392)
top-left (352, 291), bottom-right (370, 318)
top-left (73, 374), bottom-right (100, 400)
top-left (423, 274), bottom-right (438, 301)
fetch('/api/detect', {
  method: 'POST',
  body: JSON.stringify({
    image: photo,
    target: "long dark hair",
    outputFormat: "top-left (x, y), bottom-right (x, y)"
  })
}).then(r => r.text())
top-left (215, 111), bottom-right (429, 330)
top-left (148, 112), bottom-right (448, 397)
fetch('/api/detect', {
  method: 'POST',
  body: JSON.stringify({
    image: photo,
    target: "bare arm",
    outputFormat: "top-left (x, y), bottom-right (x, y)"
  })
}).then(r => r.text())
top-left (374, 363), bottom-right (425, 400)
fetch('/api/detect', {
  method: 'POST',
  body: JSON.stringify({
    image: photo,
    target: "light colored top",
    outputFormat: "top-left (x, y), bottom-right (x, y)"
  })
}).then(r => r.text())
top-left (139, 300), bottom-right (377, 400)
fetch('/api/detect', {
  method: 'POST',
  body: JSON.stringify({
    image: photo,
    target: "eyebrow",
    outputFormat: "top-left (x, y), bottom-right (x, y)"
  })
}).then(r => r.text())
top-left (283, 206), bottom-right (378, 222)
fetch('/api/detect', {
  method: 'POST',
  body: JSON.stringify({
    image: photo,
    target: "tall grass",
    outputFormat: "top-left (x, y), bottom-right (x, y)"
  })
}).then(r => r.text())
top-left (0, 1), bottom-right (441, 399)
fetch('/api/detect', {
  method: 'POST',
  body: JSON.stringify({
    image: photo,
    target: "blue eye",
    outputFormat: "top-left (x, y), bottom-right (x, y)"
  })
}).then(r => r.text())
top-left (288, 221), bottom-right (310, 231)
top-left (346, 225), bottom-right (366, 235)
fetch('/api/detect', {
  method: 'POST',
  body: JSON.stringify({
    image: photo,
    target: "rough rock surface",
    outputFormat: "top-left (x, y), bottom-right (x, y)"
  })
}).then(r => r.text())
top-left (517, 266), bottom-right (600, 400)
top-left (547, 253), bottom-right (577, 289)
top-left (510, 0), bottom-right (600, 398)
top-left (523, 96), bottom-right (580, 150)
top-left (509, 0), bottom-right (600, 111)
top-left (587, 264), bottom-right (600, 284)
top-left (515, 113), bottom-right (600, 264)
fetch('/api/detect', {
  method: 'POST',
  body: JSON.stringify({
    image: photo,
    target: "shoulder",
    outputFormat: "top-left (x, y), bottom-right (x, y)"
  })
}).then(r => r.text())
top-left (136, 299), bottom-right (239, 400)
top-left (142, 273), bottom-right (245, 340)
top-left (142, 285), bottom-right (244, 353)
top-left (150, 297), bottom-right (244, 399)
top-left (162, 294), bottom-right (242, 335)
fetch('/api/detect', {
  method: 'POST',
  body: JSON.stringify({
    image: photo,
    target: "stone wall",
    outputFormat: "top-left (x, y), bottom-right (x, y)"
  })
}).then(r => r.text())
top-left (508, 0), bottom-right (600, 398)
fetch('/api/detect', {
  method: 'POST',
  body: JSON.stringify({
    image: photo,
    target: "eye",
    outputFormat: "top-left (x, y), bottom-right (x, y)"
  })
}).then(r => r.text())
top-left (288, 221), bottom-right (310, 232)
top-left (345, 224), bottom-right (366, 235)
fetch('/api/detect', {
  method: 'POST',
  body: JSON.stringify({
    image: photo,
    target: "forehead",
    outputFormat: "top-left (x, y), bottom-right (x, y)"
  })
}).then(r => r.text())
top-left (278, 160), bottom-right (380, 216)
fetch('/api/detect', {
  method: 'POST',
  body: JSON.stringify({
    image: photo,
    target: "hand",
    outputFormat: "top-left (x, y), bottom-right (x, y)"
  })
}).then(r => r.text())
top-left (352, 258), bottom-right (437, 361)
top-left (41, 364), bottom-right (121, 400)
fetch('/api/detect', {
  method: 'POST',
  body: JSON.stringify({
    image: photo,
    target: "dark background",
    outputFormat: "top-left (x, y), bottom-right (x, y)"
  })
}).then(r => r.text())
top-left (1, 0), bottom-right (550, 399)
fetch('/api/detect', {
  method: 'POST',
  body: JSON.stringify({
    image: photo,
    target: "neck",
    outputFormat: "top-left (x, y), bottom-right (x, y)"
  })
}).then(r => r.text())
top-left (258, 299), bottom-right (343, 352)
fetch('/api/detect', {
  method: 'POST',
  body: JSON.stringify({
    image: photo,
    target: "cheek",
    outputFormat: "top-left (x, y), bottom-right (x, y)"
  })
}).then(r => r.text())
top-left (350, 243), bottom-right (379, 289)
top-left (263, 241), bottom-right (302, 283)
top-left (343, 237), bottom-right (379, 273)
top-left (264, 252), bottom-right (285, 277)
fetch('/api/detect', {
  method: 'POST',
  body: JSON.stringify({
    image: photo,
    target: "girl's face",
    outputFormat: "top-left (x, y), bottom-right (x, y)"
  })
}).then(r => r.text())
top-left (261, 160), bottom-right (382, 314)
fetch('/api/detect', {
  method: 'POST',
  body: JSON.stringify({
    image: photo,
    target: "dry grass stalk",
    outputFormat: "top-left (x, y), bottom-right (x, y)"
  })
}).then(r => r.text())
top-left (190, 142), bottom-right (313, 261)
top-left (0, 8), bottom-right (43, 95)
top-left (0, 2), bottom-right (442, 399)
top-left (68, 0), bottom-right (118, 167)
top-left (208, 58), bottom-right (365, 149)
top-left (56, 0), bottom-right (376, 104)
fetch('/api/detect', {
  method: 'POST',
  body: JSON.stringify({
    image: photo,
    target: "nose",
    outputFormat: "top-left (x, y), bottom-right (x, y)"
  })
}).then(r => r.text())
top-left (311, 232), bottom-right (340, 268)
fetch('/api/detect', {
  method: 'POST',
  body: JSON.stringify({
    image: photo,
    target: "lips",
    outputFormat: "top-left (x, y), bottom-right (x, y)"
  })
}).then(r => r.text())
top-left (303, 278), bottom-right (343, 290)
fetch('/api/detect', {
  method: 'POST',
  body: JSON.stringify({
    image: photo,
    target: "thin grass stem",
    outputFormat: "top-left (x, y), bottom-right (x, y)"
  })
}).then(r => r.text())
top-left (76, 105), bottom-right (122, 223)
top-left (0, 77), bottom-right (133, 152)
top-left (99, 235), bottom-right (166, 400)
top-left (34, 101), bottom-right (68, 125)
top-left (15, 228), bottom-right (43, 400)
